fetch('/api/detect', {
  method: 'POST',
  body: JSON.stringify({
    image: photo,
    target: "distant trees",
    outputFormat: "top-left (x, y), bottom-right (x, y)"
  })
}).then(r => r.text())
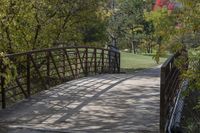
top-left (145, 0), bottom-right (200, 56)
top-left (107, 0), bottom-right (142, 53)
top-left (0, 0), bottom-right (163, 54)
top-left (107, 0), bottom-right (158, 54)
top-left (140, 20), bottom-right (155, 54)
top-left (0, 0), bottom-right (108, 53)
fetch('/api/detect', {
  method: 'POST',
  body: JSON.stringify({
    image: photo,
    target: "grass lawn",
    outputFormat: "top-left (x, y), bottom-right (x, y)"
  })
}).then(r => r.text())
top-left (121, 52), bottom-right (167, 73)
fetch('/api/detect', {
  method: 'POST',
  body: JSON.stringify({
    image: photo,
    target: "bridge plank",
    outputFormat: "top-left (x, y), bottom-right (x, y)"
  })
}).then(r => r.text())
top-left (0, 67), bottom-right (160, 133)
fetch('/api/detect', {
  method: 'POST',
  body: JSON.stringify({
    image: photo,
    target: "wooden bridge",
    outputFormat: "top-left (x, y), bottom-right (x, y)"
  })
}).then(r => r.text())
top-left (0, 46), bottom-right (185, 133)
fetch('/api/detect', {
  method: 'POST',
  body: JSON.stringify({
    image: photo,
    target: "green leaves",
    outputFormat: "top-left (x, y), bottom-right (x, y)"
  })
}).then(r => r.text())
top-left (107, 0), bottom-right (146, 51)
top-left (0, 52), bottom-right (17, 85)
top-left (0, 0), bottom-right (108, 53)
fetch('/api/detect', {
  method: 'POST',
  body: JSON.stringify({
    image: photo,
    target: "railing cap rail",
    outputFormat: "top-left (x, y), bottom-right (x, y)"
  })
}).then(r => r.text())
top-left (161, 52), bottom-right (180, 69)
top-left (4, 46), bottom-right (119, 58)
top-left (161, 55), bottom-right (174, 69)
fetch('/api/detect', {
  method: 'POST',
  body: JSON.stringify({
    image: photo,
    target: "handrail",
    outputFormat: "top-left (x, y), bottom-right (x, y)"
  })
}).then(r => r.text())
top-left (161, 52), bottom-right (180, 68)
top-left (5, 46), bottom-right (115, 57)
top-left (160, 51), bottom-right (187, 133)
top-left (161, 55), bottom-right (174, 68)
top-left (0, 46), bottom-right (120, 109)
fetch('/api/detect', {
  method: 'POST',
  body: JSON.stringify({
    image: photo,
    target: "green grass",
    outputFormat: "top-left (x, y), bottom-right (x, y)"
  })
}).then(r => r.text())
top-left (121, 52), bottom-right (167, 73)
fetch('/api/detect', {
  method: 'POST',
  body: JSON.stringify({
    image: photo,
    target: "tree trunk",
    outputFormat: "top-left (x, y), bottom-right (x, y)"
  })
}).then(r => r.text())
top-left (112, 37), bottom-right (117, 47)
top-left (146, 42), bottom-right (151, 53)
top-left (132, 41), bottom-right (137, 54)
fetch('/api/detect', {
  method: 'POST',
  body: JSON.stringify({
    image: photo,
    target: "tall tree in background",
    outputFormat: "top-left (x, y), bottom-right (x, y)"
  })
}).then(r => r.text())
top-left (140, 20), bottom-right (155, 53)
top-left (145, 4), bottom-right (176, 62)
top-left (107, 0), bottom-right (146, 53)
top-left (0, 0), bottom-right (157, 53)
top-left (0, 0), bottom-right (108, 53)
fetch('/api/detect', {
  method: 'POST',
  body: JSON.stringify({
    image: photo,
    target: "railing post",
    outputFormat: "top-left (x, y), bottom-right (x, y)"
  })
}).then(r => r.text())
top-left (160, 66), bottom-right (166, 133)
top-left (114, 52), bottom-right (117, 73)
top-left (75, 51), bottom-right (78, 77)
top-left (27, 54), bottom-right (31, 97)
top-left (118, 52), bottom-right (120, 73)
top-left (63, 49), bottom-right (66, 78)
top-left (108, 50), bottom-right (111, 73)
top-left (1, 77), bottom-right (5, 109)
top-left (85, 47), bottom-right (88, 76)
top-left (94, 48), bottom-right (97, 74)
top-left (47, 51), bottom-right (50, 86)
top-left (0, 60), bottom-right (6, 109)
top-left (101, 49), bottom-right (104, 73)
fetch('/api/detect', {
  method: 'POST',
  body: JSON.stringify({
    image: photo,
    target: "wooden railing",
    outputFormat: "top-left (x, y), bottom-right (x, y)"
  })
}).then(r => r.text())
top-left (0, 46), bottom-right (120, 109)
top-left (160, 51), bottom-right (187, 133)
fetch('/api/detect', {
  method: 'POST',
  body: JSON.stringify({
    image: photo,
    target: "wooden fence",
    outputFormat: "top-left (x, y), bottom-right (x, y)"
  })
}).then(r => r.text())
top-left (0, 46), bottom-right (120, 109)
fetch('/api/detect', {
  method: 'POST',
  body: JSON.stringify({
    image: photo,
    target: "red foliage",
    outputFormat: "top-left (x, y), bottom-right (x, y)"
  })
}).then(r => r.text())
top-left (153, 0), bottom-right (175, 11)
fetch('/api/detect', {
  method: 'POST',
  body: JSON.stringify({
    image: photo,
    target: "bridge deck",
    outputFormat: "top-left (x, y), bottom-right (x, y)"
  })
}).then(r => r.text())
top-left (0, 67), bottom-right (160, 133)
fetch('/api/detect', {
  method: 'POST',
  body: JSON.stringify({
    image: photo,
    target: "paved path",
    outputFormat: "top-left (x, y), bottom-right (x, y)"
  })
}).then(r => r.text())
top-left (0, 67), bottom-right (160, 133)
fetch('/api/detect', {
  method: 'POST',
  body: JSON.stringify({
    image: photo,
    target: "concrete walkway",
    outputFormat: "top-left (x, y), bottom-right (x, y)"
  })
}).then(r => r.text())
top-left (0, 67), bottom-right (160, 133)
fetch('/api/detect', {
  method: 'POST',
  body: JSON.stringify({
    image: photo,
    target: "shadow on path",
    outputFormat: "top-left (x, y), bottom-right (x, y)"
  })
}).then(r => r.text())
top-left (0, 67), bottom-right (160, 133)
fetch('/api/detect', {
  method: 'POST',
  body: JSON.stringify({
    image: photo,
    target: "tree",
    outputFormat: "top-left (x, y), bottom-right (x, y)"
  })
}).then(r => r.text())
top-left (146, 0), bottom-right (200, 131)
top-left (144, 7), bottom-right (177, 62)
top-left (107, 0), bottom-right (145, 53)
top-left (0, 0), bottom-right (108, 53)
top-left (140, 20), bottom-right (155, 53)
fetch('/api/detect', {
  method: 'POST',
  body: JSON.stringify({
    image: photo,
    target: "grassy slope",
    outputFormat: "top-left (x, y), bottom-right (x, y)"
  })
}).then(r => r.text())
top-left (121, 52), bottom-right (167, 73)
